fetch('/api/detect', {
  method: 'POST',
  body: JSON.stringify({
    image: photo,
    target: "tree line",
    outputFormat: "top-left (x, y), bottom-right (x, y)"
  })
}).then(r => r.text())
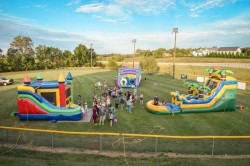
top-left (135, 47), bottom-right (250, 58)
top-left (0, 36), bottom-right (100, 72)
top-left (1, 36), bottom-right (250, 73)
top-left (205, 48), bottom-right (250, 58)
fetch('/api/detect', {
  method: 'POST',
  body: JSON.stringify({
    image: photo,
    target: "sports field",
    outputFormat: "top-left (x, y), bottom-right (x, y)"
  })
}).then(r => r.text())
top-left (0, 64), bottom-right (250, 165)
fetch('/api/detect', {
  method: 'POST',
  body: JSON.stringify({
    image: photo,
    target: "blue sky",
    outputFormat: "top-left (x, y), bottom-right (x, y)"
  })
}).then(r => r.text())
top-left (0, 0), bottom-right (249, 54)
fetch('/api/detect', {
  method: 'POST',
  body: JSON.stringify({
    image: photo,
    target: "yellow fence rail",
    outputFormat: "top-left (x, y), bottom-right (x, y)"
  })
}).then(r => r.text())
top-left (1, 126), bottom-right (250, 139)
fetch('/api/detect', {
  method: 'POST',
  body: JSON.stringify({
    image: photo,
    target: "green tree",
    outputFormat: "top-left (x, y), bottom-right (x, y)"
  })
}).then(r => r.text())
top-left (53, 48), bottom-right (64, 68)
top-left (135, 49), bottom-right (153, 57)
top-left (153, 48), bottom-right (166, 58)
top-left (136, 49), bottom-right (145, 56)
top-left (106, 57), bottom-right (118, 70)
top-left (36, 45), bottom-right (66, 69)
top-left (144, 50), bottom-right (153, 57)
top-left (10, 36), bottom-right (34, 55)
top-left (6, 48), bottom-right (20, 71)
top-left (225, 52), bottom-right (228, 58)
top-left (235, 52), bottom-right (240, 58)
top-left (86, 47), bottom-right (97, 66)
top-left (140, 56), bottom-right (159, 74)
top-left (0, 48), bottom-right (2, 56)
top-left (6, 48), bottom-right (35, 71)
top-left (35, 45), bottom-right (49, 69)
top-left (24, 54), bottom-right (35, 70)
top-left (207, 52), bottom-right (212, 57)
top-left (63, 50), bottom-right (76, 67)
top-left (9, 36), bottom-right (35, 71)
top-left (74, 44), bottom-right (88, 66)
top-left (236, 52), bottom-right (241, 58)
top-left (0, 55), bottom-right (8, 72)
top-left (168, 48), bottom-right (192, 57)
top-left (112, 55), bottom-right (124, 62)
top-left (46, 47), bottom-right (63, 69)
top-left (241, 47), bottom-right (250, 55)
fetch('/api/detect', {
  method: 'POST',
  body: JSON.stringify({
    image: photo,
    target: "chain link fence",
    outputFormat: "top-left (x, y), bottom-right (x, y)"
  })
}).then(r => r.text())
top-left (1, 127), bottom-right (250, 156)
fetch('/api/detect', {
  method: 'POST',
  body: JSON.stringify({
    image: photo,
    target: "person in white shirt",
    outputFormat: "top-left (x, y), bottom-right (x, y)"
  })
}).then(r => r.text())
top-left (81, 105), bottom-right (86, 117)
top-left (139, 92), bottom-right (144, 104)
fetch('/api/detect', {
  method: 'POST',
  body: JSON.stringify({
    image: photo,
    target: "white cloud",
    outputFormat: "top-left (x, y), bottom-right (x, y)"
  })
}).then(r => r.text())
top-left (176, 14), bottom-right (250, 48)
top-left (214, 19), bottom-right (250, 29)
top-left (92, 15), bottom-right (118, 23)
top-left (181, 0), bottom-right (237, 17)
top-left (116, 0), bottom-right (175, 14)
top-left (83, 32), bottom-right (169, 53)
top-left (0, 17), bottom-right (171, 54)
top-left (76, 0), bottom-right (175, 23)
top-left (66, 0), bottom-right (81, 6)
top-left (76, 3), bottom-right (105, 13)
top-left (76, 3), bottom-right (131, 23)
top-left (92, 14), bottom-right (131, 23)
top-left (0, 12), bottom-right (30, 22)
top-left (0, 8), bottom-right (249, 55)
top-left (0, 18), bottom-right (91, 54)
top-left (205, 13), bottom-right (250, 35)
top-left (32, 4), bottom-right (45, 9)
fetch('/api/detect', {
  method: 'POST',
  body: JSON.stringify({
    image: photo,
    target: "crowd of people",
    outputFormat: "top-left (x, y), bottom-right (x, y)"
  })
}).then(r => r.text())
top-left (77, 76), bottom-right (173, 126)
top-left (84, 78), bottom-right (144, 126)
top-left (78, 77), bottom-right (174, 127)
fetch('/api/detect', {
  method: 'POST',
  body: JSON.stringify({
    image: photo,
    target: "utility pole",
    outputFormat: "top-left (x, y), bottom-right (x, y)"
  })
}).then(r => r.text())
top-left (90, 43), bottom-right (93, 67)
top-left (172, 28), bottom-right (178, 79)
top-left (132, 39), bottom-right (136, 68)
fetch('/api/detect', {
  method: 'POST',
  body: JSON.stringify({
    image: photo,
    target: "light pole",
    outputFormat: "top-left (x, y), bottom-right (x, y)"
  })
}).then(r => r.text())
top-left (172, 28), bottom-right (178, 79)
top-left (90, 43), bottom-right (93, 67)
top-left (132, 39), bottom-right (136, 68)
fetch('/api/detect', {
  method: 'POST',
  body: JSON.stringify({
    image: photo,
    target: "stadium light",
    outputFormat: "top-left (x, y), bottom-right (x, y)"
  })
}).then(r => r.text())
top-left (172, 28), bottom-right (178, 79)
top-left (132, 39), bottom-right (136, 68)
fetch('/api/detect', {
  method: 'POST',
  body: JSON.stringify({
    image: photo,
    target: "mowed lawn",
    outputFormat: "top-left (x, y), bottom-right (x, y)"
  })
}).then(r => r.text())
top-left (0, 147), bottom-right (250, 166)
top-left (0, 67), bottom-right (250, 165)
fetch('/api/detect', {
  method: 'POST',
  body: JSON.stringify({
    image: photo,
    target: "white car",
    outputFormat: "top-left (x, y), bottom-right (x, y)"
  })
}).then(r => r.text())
top-left (0, 76), bottom-right (14, 86)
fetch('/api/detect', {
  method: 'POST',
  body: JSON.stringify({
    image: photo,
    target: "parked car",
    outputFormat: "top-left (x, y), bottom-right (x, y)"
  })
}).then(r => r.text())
top-left (0, 76), bottom-right (14, 86)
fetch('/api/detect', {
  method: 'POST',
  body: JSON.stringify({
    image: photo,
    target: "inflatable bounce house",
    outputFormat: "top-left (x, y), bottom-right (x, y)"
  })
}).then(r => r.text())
top-left (117, 66), bottom-right (141, 89)
top-left (15, 72), bottom-right (82, 121)
top-left (146, 68), bottom-right (238, 115)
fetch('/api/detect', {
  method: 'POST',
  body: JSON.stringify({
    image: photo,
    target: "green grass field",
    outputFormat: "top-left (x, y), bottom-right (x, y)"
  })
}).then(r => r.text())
top-left (0, 64), bottom-right (250, 165)
top-left (0, 147), bottom-right (250, 166)
top-left (119, 56), bottom-right (250, 64)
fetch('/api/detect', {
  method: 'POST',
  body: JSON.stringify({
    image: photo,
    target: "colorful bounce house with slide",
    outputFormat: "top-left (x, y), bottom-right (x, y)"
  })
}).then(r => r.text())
top-left (117, 66), bottom-right (141, 89)
top-left (146, 68), bottom-right (238, 115)
top-left (15, 72), bottom-right (82, 121)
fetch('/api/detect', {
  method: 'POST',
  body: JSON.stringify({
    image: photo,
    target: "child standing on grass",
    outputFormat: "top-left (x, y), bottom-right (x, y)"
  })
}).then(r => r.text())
top-left (139, 92), bottom-right (144, 104)
top-left (99, 104), bottom-right (107, 125)
top-left (126, 97), bottom-right (132, 113)
top-left (78, 95), bottom-right (83, 106)
top-left (103, 80), bottom-right (107, 90)
top-left (92, 105), bottom-right (98, 125)
top-left (115, 96), bottom-right (119, 109)
top-left (109, 109), bottom-right (114, 127)
top-left (119, 94), bottom-right (125, 111)
top-left (84, 102), bottom-right (88, 111)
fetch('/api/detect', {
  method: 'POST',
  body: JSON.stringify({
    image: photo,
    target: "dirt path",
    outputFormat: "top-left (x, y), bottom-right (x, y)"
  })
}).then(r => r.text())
top-left (100, 61), bottom-right (250, 69)
top-left (1, 144), bottom-right (249, 159)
